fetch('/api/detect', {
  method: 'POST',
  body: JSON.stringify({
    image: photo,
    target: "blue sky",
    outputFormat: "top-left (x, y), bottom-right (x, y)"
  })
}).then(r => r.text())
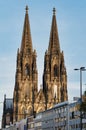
top-left (0, 0), bottom-right (86, 126)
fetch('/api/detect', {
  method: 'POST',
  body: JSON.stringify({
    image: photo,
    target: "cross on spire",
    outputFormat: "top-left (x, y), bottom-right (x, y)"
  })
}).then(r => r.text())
top-left (53, 7), bottom-right (56, 15)
top-left (25, 5), bottom-right (28, 14)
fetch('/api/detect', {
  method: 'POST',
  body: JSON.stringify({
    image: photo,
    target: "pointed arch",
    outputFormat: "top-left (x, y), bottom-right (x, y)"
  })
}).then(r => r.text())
top-left (37, 107), bottom-right (44, 113)
top-left (54, 84), bottom-right (57, 98)
top-left (21, 106), bottom-right (25, 114)
top-left (19, 106), bottom-right (26, 119)
top-left (27, 106), bottom-right (32, 115)
top-left (54, 64), bottom-right (58, 77)
top-left (25, 64), bottom-right (30, 76)
top-left (60, 86), bottom-right (64, 102)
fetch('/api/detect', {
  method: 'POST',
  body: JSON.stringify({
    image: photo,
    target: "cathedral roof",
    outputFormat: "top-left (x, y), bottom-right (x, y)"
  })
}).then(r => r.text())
top-left (48, 8), bottom-right (60, 54)
top-left (20, 6), bottom-right (33, 53)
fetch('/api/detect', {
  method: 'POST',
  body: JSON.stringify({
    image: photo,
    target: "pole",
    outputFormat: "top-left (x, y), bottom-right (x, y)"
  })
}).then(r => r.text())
top-left (80, 69), bottom-right (82, 130)
top-left (74, 67), bottom-right (86, 130)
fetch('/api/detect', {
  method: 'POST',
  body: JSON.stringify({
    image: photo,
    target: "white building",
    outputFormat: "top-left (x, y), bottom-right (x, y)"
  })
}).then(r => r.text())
top-left (41, 101), bottom-right (69, 130)
top-left (3, 100), bottom-right (86, 130)
top-left (69, 99), bottom-right (86, 130)
top-left (34, 113), bottom-right (42, 130)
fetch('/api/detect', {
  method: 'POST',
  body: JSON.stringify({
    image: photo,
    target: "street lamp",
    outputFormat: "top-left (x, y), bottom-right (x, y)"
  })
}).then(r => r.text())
top-left (74, 67), bottom-right (86, 130)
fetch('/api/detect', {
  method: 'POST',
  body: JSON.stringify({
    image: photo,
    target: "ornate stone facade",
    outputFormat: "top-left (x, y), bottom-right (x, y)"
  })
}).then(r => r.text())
top-left (13, 6), bottom-right (68, 122)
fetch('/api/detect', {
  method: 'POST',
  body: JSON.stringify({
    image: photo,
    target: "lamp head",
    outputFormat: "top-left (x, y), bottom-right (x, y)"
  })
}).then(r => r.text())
top-left (80, 67), bottom-right (85, 70)
top-left (74, 68), bottom-right (79, 71)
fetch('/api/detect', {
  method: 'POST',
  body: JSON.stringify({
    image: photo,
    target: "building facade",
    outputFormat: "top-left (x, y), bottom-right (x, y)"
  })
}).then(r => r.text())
top-left (2, 100), bottom-right (86, 130)
top-left (69, 100), bottom-right (86, 130)
top-left (13, 6), bottom-right (68, 122)
top-left (33, 100), bottom-right (86, 130)
top-left (2, 95), bottom-right (13, 128)
top-left (41, 101), bottom-right (69, 130)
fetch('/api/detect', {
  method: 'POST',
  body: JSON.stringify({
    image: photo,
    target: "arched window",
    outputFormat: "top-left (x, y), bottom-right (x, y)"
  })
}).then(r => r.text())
top-left (54, 85), bottom-right (57, 98)
top-left (60, 87), bottom-right (64, 102)
top-left (25, 64), bottom-right (30, 76)
top-left (54, 64), bottom-right (58, 77)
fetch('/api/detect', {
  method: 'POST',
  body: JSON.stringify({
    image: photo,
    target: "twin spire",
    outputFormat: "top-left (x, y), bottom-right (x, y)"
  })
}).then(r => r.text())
top-left (21, 6), bottom-right (60, 55)
top-left (20, 5), bottom-right (33, 53)
top-left (48, 7), bottom-right (60, 54)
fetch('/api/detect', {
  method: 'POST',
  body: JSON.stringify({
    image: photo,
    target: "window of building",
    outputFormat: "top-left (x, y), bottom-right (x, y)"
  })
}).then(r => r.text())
top-left (25, 64), bottom-right (30, 76)
top-left (54, 64), bottom-right (58, 77)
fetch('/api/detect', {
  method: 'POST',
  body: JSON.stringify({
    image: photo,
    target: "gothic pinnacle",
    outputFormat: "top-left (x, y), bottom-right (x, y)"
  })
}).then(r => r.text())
top-left (53, 7), bottom-right (56, 15)
top-left (26, 5), bottom-right (28, 14)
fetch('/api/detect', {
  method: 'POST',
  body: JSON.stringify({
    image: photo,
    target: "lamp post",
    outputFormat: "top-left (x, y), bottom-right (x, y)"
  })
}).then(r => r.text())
top-left (74, 67), bottom-right (86, 130)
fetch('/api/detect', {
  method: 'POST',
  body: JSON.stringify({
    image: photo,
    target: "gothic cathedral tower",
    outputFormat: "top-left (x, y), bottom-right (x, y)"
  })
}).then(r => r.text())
top-left (43, 8), bottom-right (68, 106)
top-left (13, 6), bottom-right (38, 121)
top-left (13, 6), bottom-right (68, 122)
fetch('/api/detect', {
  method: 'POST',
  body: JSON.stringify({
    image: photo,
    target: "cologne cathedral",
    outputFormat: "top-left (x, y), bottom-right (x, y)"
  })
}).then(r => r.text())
top-left (13, 6), bottom-right (68, 122)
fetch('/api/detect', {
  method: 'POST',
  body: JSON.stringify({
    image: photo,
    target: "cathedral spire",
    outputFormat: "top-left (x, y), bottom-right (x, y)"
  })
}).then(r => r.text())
top-left (20, 6), bottom-right (33, 53)
top-left (48, 8), bottom-right (60, 54)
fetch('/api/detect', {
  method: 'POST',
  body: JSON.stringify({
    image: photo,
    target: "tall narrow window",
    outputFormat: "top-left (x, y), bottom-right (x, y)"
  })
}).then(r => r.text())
top-left (54, 85), bottom-right (57, 98)
top-left (54, 64), bottom-right (58, 77)
top-left (25, 64), bottom-right (30, 76)
top-left (60, 87), bottom-right (64, 102)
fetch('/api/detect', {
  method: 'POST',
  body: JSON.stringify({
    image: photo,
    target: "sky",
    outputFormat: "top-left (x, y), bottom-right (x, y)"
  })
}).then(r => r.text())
top-left (0, 0), bottom-right (86, 126)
